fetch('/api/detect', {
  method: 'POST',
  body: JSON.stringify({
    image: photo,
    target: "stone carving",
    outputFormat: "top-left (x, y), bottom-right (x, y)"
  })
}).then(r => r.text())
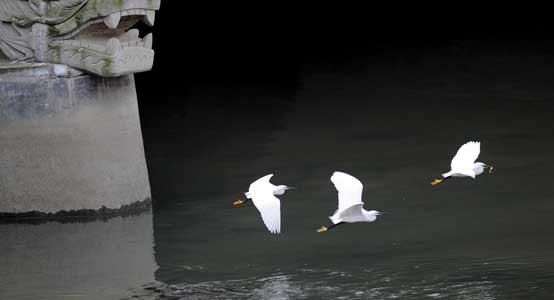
top-left (0, 0), bottom-right (160, 77)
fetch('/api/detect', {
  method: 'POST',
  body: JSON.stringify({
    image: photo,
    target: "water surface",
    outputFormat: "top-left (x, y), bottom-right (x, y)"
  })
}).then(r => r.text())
top-left (142, 45), bottom-right (554, 299)
top-left (3, 43), bottom-right (554, 299)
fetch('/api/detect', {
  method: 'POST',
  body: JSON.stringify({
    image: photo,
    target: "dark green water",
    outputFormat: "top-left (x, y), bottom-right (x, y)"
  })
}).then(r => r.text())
top-left (3, 45), bottom-right (554, 299)
top-left (145, 46), bottom-right (554, 299)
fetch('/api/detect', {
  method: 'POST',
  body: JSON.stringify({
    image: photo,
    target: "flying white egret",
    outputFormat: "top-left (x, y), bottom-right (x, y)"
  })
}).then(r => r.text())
top-left (431, 141), bottom-right (494, 185)
top-left (233, 174), bottom-right (294, 234)
top-left (317, 171), bottom-right (384, 233)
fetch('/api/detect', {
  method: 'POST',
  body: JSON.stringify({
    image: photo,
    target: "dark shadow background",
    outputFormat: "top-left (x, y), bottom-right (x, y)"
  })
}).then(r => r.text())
top-left (133, 6), bottom-right (554, 292)
top-left (135, 7), bottom-right (553, 209)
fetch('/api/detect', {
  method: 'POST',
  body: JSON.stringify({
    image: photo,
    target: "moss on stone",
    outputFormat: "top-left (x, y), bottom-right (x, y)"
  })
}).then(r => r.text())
top-left (101, 57), bottom-right (114, 77)
top-left (47, 26), bottom-right (60, 36)
top-left (114, 0), bottom-right (125, 9)
top-left (50, 44), bottom-right (62, 62)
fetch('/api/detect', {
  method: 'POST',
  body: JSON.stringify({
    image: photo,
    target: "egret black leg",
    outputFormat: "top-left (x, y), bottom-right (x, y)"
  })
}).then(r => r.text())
top-left (328, 222), bottom-right (345, 230)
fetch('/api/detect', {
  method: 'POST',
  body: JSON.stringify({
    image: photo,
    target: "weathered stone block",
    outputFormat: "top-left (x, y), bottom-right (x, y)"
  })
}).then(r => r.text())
top-left (0, 64), bottom-right (151, 214)
top-left (0, 0), bottom-right (161, 77)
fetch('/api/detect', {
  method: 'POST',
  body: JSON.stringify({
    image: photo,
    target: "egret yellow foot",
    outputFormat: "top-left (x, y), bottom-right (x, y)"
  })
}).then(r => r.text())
top-left (233, 199), bottom-right (245, 206)
top-left (431, 179), bottom-right (443, 185)
top-left (317, 226), bottom-right (328, 233)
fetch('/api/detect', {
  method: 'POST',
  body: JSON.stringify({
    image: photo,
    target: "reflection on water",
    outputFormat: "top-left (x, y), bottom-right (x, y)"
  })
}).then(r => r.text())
top-left (0, 212), bottom-right (157, 300)
top-left (4, 43), bottom-right (554, 299)
top-left (129, 258), bottom-right (553, 299)
top-left (143, 44), bottom-right (554, 299)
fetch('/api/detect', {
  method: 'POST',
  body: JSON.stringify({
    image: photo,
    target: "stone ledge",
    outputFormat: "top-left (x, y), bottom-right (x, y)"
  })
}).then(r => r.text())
top-left (0, 72), bottom-right (133, 120)
top-left (0, 60), bottom-right (84, 80)
top-left (0, 198), bottom-right (152, 224)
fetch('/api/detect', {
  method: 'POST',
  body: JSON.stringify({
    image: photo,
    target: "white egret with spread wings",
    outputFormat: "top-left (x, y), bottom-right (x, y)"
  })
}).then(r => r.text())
top-left (233, 174), bottom-right (293, 234)
top-left (431, 141), bottom-right (494, 185)
top-left (317, 171), bottom-right (384, 232)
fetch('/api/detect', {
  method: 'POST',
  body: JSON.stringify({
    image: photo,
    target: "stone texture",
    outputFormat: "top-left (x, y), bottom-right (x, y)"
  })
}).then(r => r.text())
top-left (0, 0), bottom-right (160, 77)
top-left (0, 68), bottom-right (151, 213)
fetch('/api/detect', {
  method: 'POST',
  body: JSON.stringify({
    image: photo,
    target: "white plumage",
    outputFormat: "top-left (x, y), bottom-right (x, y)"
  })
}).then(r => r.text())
top-left (331, 171), bottom-right (364, 213)
top-left (431, 141), bottom-right (493, 185)
top-left (317, 172), bottom-right (382, 232)
top-left (442, 141), bottom-right (488, 178)
top-left (244, 174), bottom-right (292, 234)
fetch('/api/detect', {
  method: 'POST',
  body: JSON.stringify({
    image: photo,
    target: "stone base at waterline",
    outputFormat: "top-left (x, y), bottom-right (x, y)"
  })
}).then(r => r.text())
top-left (0, 63), bottom-right (151, 216)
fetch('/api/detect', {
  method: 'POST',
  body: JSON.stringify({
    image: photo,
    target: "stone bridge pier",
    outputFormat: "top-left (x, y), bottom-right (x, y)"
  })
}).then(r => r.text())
top-left (0, 0), bottom-right (160, 218)
top-left (0, 64), bottom-right (151, 216)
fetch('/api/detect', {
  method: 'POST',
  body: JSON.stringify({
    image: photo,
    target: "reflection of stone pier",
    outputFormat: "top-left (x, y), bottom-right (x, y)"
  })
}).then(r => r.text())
top-left (0, 211), bottom-right (158, 299)
top-left (0, 63), bottom-right (151, 215)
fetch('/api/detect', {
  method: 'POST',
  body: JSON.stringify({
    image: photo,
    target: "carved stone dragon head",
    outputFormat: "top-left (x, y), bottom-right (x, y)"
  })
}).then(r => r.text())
top-left (0, 0), bottom-right (160, 77)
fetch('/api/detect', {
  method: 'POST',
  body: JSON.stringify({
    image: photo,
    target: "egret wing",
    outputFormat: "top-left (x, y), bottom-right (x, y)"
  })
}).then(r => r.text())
top-left (251, 192), bottom-right (281, 234)
top-left (330, 171), bottom-right (364, 212)
top-left (330, 203), bottom-right (365, 224)
top-left (249, 174), bottom-right (274, 191)
top-left (450, 141), bottom-right (480, 170)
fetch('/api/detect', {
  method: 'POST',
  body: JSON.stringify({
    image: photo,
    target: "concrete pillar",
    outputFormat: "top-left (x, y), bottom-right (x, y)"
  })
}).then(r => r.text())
top-left (0, 62), bottom-right (151, 215)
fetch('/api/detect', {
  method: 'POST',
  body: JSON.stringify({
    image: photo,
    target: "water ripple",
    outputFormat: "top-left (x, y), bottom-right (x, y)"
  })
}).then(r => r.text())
top-left (124, 261), bottom-right (554, 299)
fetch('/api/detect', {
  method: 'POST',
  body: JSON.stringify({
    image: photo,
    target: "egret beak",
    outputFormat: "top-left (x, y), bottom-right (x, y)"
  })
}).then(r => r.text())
top-left (233, 199), bottom-right (246, 206)
top-left (316, 226), bottom-right (328, 233)
top-left (431, 178), bottom-right (443, 185)
top-left (286, 186), bottom-right (296, 190)
top-left (377, 212), bottom-right (388, 216)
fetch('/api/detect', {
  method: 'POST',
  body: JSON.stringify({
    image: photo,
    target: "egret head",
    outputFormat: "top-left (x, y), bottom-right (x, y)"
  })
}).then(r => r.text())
top-left (273, 185), bottom-right (295, 195)
top-left (474, 162), bottom-right (494, 175)
top-left (484, 163), bottom-right (494, 173)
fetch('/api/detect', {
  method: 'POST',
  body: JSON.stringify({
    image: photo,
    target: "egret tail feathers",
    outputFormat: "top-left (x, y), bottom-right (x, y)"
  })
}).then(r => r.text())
top-left (441, 171), bottom-right (454, 178)
top-left (329, 215), bottom-right (342, 224)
